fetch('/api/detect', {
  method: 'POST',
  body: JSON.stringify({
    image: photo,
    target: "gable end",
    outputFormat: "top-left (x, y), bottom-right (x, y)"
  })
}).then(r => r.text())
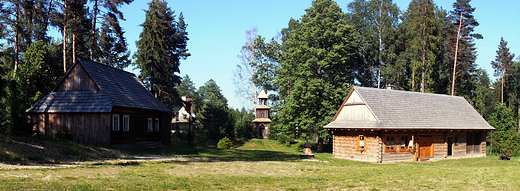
top-left (54, 62), bottom-right (100, 92)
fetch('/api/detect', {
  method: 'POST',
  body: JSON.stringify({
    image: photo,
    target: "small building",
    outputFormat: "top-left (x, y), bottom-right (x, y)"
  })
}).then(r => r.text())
top-left (324, 86), bottom-right (494, 163)
top-left (171, 96), bottom-right (196, 132)
top-left (26, 58), bottom-right (172, 146)
top-left (253, 90), bottom-right (271, 139)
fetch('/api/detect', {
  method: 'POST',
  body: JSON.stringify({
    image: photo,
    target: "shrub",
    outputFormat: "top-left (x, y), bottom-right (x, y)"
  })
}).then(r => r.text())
top-left (277, 134), bottom-right (292, 147)
top-left (217, 137), bottom-right (232, 149)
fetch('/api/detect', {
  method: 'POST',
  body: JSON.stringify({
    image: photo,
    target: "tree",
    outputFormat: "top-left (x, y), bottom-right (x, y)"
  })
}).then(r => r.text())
top-left (401, 0), bottom-right (443, 93)
top-left (275, 0), bottom-right (361, 151)
top-left (473, 68), bottom-right (495, 120)
top-left (1, 0), bottom-right (22, 73)
top-left (347, 0), bottom-right (400, 88)
top-left (251, 35), bottom-right (282, 94)
top-left (89, 0), bottom-right (133, 61)
top-left (134, 0), bottom-right (190, 109)
top-left (488, 103), bottom-right (519, 156)
top-left (233, 27), bottom-right (259, 108)
top-left (198, 79), bottom-right (230, 142)
top-left (490, 37), bottom-right (515, 104)
top-left (448, 0), bottom-right (482, 96)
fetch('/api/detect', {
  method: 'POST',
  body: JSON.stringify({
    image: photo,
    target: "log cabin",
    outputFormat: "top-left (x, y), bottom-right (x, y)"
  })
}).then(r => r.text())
top-left (26, 58), bottom-right (172, 146)
top-left (324, 86), bottom-right (494, 163)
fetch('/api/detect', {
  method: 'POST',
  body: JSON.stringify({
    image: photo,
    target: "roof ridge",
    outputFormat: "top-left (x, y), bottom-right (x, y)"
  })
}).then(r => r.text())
top-left (354, 86), bottom-right (464, 99)
top-left (77, 58), bottom-right (137, 77)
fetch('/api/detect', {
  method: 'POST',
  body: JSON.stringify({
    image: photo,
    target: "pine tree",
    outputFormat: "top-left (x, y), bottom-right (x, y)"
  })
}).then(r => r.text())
top-left (89, 0), bottom-right (133, 66)
top-left (134, 0), bottom-right (190, 109)
top-left (275, 0), bottom-right (361, 151)
top-left (448, 0), bottom-right (482, 96)
top-left (491, 37), bottom-right (515, 104)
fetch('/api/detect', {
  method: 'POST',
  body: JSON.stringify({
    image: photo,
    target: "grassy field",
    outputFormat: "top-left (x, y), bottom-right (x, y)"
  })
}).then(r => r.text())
top-left (1, 138), bottom-right (519, 190)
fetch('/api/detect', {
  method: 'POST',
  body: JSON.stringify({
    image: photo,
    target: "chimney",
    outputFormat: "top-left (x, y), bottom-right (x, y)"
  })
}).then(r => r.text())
top-left (387, 85), bottom-right (394, 90)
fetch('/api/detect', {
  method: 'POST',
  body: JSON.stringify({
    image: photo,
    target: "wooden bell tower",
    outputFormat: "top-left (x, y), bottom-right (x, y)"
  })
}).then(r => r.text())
top-left (253, 90), bottom-right (271, 139)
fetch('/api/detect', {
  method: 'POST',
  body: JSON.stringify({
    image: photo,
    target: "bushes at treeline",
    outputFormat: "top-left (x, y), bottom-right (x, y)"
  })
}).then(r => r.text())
top-left (487, 104), bottom-right (520, 156)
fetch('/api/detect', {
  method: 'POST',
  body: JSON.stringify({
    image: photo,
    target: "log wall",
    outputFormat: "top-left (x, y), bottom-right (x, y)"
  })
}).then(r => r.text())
top-left (28, 113), bottom-right (110, 146)
top-left (331, 130), bottom-right (490, 163)
top-left (333, 131), bottom-right (380, 163)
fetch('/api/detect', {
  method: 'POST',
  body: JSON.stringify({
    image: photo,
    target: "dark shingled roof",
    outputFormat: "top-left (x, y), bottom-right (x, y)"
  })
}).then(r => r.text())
top-left (325, 86), bottom-right (494, 130)
top-left (27, 58), bottom-right (170, 113)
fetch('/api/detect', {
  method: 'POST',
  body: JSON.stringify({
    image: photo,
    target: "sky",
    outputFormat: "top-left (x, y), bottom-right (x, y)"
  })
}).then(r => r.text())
top-left (116, 0), bottom-right (520, 110)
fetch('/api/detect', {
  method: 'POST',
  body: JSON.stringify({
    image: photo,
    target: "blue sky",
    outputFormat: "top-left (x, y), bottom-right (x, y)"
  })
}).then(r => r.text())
top-left (118, 0), bottom-right (519, 110)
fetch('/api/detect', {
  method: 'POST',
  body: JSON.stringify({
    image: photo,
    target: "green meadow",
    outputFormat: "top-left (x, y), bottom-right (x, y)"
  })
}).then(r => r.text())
top-left (0, 138), bottom-right (519, 190)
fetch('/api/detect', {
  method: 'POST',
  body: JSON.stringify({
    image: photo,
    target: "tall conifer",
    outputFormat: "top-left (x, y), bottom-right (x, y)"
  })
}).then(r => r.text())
top-left (134, 0), bottom-right (190, 109)
top-left (491, 37), bottom-right (515, 104)
top-left (448, 0), bottom-right (482, 96)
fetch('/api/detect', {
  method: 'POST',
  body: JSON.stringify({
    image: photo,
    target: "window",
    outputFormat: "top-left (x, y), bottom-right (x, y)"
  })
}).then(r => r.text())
top-left (112, 114), bottom-right (120, 131)
top-left (385, 136), bottom-right (396, 152)
top-left (357, 135), bottom-right (366, 151)
top-left (148, 118), bottom-right (153, 132)
top-left (400, 135), bottom-right (410, 151)
top-left (261, 113), bottom-right (264, 117)
top-left (154, 118), bottom-right (160, 131)
top-left (123, 115), bottom-right (130, 131)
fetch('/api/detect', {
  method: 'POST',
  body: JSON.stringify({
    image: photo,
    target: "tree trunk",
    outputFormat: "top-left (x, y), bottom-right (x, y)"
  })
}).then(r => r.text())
top-left (73, 33), bottom-right (76, 62)
top-left (451, 11), bottom-right (463, 96)
top-left (501, 67), bottom-right (504, 104)
top-left (90, 0), bottom-right (98, 60)
top-left (377, 1), bottom-right (383, 89)
top-left (317, 137), bottom-right (323, 153)
top-left (14, 2), bottom-right (20, 73)
top-left (72, 6), bottom-right (77, 62)
top-left (63, 0), bottom-right (68, 73)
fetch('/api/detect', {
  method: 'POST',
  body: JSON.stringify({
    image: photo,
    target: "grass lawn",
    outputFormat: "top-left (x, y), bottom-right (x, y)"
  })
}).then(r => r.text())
top-left (1, 138), bottom-right (519, 190)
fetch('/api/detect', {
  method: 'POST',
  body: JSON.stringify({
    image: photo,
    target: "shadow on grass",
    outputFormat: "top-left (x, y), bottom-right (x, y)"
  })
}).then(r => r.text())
top-left (125, 144), bottom-right (300, 162)
top-left (90, 161), bottom-right (141, 166)
top-left (231, 138), bottom-right (251, 149)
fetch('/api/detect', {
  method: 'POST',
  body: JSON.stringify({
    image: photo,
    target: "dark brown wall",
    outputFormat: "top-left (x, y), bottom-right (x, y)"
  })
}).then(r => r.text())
top-left (28, 113), bottom-right (110, 146)
top-left (111, 107), bottom-right (164, 144)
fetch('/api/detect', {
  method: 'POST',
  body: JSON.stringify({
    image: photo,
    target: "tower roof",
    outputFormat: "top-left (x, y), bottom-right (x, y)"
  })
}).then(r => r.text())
top-left (258, 90), bottom-right (268, 99)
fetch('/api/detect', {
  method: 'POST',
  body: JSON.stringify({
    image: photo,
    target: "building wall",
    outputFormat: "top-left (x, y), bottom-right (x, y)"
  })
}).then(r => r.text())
top-left (28, 113), bottom-right (110, 146)
top-left (111, 107), bottom-right (165, 144)
top-left (331, 130), bottom-right (489, 163)
top-left (332, 131), bottom-right (380, 163)
top-left (28, 108), bottom-right (172, 146)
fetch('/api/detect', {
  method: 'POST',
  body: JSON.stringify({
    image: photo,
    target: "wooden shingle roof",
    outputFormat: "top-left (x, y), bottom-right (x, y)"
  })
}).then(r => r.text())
top-left (26, 58), bottom-right (170, 113)
top-left (324, 86), bottom-right (494, 130)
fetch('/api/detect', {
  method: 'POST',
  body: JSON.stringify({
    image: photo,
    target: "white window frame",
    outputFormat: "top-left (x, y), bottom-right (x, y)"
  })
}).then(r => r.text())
top-left (112, 114), bottom-right (120, 131)
top-left (154, 118), bottom-right (160, 131)
top-left (148, 118), bottom-right (153, 132)
top-left (123, 115), bottom-right (130, 131)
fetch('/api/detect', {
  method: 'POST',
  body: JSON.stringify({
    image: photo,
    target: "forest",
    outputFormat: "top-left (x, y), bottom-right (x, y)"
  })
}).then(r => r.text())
top-left (0, 0), bottom-right (518, 155)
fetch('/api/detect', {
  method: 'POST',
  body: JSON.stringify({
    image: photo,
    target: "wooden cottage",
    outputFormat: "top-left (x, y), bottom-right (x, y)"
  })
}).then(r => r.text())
top-left (324, 86), bottom-right (494, 163)
top-left (26, 58), bottom-right (172, 146)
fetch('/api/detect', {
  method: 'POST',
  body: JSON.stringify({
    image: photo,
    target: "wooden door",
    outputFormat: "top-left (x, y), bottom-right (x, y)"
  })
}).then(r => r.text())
top-left (419, 136), bottom-right (433, 158)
